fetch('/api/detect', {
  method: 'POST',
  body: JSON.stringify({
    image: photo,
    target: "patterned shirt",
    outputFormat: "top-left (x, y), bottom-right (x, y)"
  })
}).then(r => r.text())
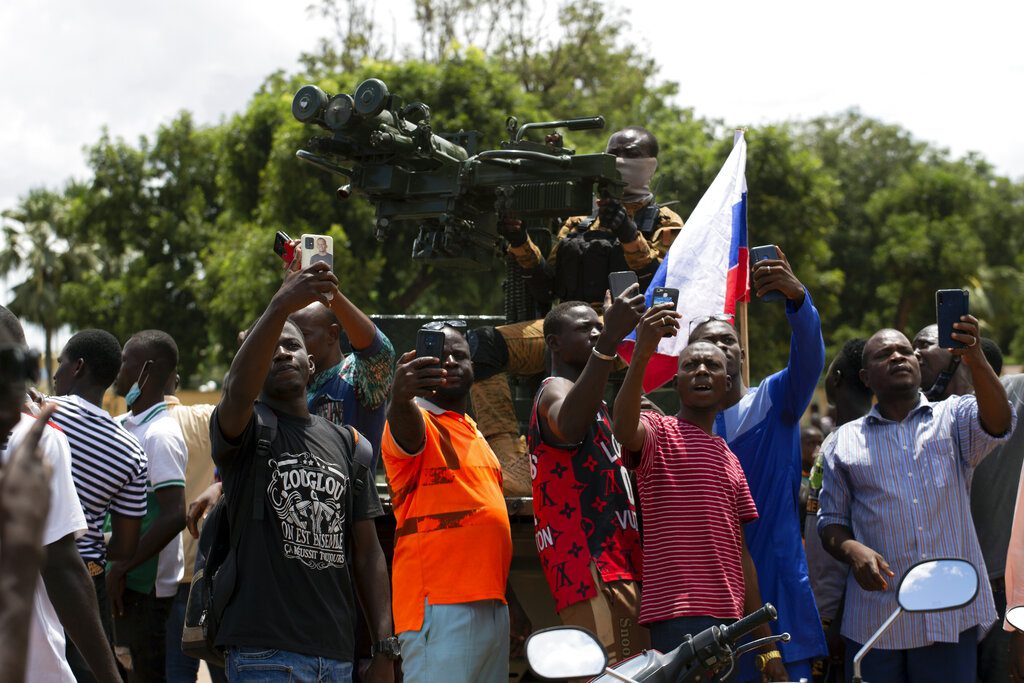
top-left (818, 392), bottom-right (1015, 648)
top-left (307, 327), bottom-right (395, 464)
top-left (48, 394), bottom-right (148, 564)
top-left (527, 379), bottom-right (643, 612)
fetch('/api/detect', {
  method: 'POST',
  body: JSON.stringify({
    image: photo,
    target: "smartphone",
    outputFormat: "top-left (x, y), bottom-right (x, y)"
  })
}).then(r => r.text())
top-left (936, 289), bottom-right (970, 349)
top-left (273, 231), bottom-right (295, 263)
top-left (750, 244), bottom-right (784, 302)
top-left (415, 329), bottom-right (446, 368)
top-left (652, 287), bottom-right (679, 310)
top-left (300, 233), bottom-right (334, 271)
top-left (608, 271), bottom-right (639, 299)
top-left (301, 233), bottom-right (335, 300)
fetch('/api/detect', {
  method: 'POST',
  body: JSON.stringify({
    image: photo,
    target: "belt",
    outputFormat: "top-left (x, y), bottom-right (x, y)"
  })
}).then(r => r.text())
top-left (86, 561), bottom-right (105, 577)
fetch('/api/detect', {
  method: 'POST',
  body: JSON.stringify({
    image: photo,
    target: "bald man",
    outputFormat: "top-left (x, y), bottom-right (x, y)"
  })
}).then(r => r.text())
top-left (289, 288), bottom-right (395, 465)
top-left (819, 324), bottom-right (1012, 682)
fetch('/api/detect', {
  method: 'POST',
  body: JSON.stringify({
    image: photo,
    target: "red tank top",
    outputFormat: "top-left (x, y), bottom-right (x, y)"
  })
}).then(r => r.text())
top-left (528, 378), bottom-right (643, 611)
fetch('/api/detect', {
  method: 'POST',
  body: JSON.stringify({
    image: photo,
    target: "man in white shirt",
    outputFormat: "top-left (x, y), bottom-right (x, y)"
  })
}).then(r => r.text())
top-left (3, 413), bottom-right (89, 682)
top-left (0, 306), bottom-right (121, 683)
top-left (107, 330), bottom-right (187, 682)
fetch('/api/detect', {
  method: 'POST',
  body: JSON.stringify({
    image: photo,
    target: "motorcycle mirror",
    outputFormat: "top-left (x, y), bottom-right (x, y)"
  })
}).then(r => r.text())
top-left (897, 558), bottom-right (978, 613)
top-left (525, 626), bottom-right (608, 680)
top-left (1006, 606), bottom-right (1024, 631)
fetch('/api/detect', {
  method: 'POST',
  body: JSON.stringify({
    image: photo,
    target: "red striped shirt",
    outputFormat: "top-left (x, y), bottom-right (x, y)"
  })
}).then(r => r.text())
top-left (624, 412), bottom-right (758, 624)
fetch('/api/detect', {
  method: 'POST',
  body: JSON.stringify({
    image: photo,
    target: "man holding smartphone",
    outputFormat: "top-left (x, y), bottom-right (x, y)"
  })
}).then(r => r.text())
top-left (527, 288), bottom-right (647, 665)
top-left (381, 323), bottom-right (530, 683)
top-left (687, 246), bottom-right (826, 681)
top-left (819, 321), bottom-right (1013, 681)
top-left (211, 261), bottom-right (394, 683)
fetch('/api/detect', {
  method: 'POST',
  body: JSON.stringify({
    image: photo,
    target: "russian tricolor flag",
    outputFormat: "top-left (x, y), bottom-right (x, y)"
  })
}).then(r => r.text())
top-left (618, 131), bottom-right (749, 392)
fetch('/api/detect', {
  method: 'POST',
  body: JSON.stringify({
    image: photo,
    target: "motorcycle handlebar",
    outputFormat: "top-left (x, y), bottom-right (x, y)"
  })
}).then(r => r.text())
top-left (722, 603), bottom-right (777, 644)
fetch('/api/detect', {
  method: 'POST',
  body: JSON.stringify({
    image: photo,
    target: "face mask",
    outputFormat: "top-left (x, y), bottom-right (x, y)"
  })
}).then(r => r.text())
top-left (925, 356), bottom-right (961, 401)
top-left (125, 360), bottom-right (151, 409)
top-left (615, 157), bottom-right (658, 203)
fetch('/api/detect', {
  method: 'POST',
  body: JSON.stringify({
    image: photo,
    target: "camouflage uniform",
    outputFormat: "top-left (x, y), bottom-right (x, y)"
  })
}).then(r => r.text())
top-left (471, 200), bottom-right (684, 494)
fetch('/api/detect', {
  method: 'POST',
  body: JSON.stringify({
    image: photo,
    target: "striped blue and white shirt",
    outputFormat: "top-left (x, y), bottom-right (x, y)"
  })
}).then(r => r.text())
top-left (48, 394), bottom-right (148, 564)
top-left (818, 392), bottom-right (1014, 648)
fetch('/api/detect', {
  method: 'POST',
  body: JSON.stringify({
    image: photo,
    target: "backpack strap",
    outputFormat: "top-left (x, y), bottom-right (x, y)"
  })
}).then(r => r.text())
top-left (251, 403), bottom-right (278, 521)
top-left (344, 426), bottom-right (373, 496)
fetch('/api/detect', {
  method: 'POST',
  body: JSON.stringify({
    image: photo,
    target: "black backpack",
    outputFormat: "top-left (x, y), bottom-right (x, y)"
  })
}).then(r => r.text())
top-left (181, 403), bottom-right (373, 666)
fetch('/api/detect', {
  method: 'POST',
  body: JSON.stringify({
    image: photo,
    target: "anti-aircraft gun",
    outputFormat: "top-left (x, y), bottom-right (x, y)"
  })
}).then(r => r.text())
top-left (292, 78), bottom-right (623, 270)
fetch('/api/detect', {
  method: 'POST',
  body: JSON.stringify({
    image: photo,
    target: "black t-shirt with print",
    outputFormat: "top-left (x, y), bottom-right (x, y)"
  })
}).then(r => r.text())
top-left (211, 405), bottom-right (382, 661)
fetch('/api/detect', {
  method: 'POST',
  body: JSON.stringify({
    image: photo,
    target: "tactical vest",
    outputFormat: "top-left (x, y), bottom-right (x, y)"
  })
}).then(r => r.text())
top-left (554, 202), bottom-right (665, 303)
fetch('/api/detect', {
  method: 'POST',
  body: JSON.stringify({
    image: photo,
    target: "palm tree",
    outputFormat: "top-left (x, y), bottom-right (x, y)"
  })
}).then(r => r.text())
top-left (0, 188), bottom-right (97, 390)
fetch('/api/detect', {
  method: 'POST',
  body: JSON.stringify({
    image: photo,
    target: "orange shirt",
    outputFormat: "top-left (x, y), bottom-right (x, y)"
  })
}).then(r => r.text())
top-left (382, 400), bottom-right (512, 633)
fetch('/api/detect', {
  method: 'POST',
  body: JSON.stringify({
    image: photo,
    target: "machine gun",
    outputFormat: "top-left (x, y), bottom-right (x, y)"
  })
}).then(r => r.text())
top-left (292, 78), bottom-right (622, 270)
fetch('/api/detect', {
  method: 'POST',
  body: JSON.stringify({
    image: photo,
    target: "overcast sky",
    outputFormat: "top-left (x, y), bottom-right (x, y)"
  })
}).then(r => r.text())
top-left (3, 0), bottom-right (1023, 350)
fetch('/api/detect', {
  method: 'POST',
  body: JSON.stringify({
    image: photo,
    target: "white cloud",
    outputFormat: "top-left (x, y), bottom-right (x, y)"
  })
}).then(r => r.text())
top-left (3, 0), bottom-right (1022, 218)
top-left (4, 0), bottom-right (1023, 350)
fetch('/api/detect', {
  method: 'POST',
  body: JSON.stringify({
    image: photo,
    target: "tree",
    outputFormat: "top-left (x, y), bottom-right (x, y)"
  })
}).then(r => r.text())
top-left (739, 125), bottom-right (842, 379)
top-left (301, 0), bottom-right (393, 74)
top-left (61, 113), bottom-right (220, 380)
top-left (16, 0), bottom-right (1024, 386)
top-left (0, 187), bottom-right (98, 388)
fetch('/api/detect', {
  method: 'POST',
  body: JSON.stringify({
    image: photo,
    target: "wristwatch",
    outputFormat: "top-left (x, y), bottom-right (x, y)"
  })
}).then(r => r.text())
top-left (755, 649), bottom-right (782, 672)
top-left (371, 636), bottom-right (401, 660)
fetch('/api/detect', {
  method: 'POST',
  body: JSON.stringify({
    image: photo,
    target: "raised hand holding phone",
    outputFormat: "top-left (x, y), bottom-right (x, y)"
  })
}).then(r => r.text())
top-left (652, 287), bottom-right (679, 310)
top-left (600, 283), bottom-right (647, 349)
top-left (608, 270), bottom-right (639, 299)
top-left (750, 244), bottom-right (805, 304)
top-left (634, 303), bottom-right (682, 357)
top-left (936, 289), bottom-right (969, 349)
top-left (750, 244), bottom-right (784, 302)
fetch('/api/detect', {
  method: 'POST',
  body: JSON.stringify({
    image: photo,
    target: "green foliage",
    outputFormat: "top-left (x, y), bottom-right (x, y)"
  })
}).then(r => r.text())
top-left (0, 187), bottom-right (99, 385)
top-left (4, 0), bottom-right (1024, 388)
top-left (54, 113), bottom-right (221, 378)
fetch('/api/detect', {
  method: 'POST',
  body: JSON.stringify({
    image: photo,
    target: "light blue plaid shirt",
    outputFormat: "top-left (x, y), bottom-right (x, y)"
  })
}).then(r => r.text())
top-left (818, 392), bottom-right (1014, 648)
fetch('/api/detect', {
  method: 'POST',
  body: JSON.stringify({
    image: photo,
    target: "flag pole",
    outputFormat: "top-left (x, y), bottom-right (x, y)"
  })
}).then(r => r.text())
top-left (734, 128), bottom-right (751, 388)
top-left (738, 299), bottom-right (750, 388)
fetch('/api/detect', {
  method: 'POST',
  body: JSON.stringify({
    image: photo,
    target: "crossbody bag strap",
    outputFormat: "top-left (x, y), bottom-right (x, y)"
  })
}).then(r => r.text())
top-left (251, 403), bottom-right (278, 521)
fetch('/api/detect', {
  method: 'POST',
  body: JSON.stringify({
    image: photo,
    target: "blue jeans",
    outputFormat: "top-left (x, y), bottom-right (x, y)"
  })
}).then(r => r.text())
top-left (398, 599), bottom-right (509, 683)
top-left (166, 583), bottom-right (227, 683)
top-left (843, 627), bottom-right (976, 683)
top-left (227, 647), bottom-right (353, 682)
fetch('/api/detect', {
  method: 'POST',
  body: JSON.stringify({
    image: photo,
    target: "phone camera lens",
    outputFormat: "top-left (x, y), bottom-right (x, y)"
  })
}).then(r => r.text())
top-left (305, 238), bottom-right (314, 249)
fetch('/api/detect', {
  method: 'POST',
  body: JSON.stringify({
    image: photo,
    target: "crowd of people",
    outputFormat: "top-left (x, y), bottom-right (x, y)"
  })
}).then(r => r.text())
top-left (1, 123), bottom-right (1023, 683)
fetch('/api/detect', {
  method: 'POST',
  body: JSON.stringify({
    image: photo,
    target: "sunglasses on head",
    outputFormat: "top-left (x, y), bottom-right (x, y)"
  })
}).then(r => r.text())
top-left (420, 319), bottom-right (468, 334)
top-left (687, 313), bottom-right (734, 336)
